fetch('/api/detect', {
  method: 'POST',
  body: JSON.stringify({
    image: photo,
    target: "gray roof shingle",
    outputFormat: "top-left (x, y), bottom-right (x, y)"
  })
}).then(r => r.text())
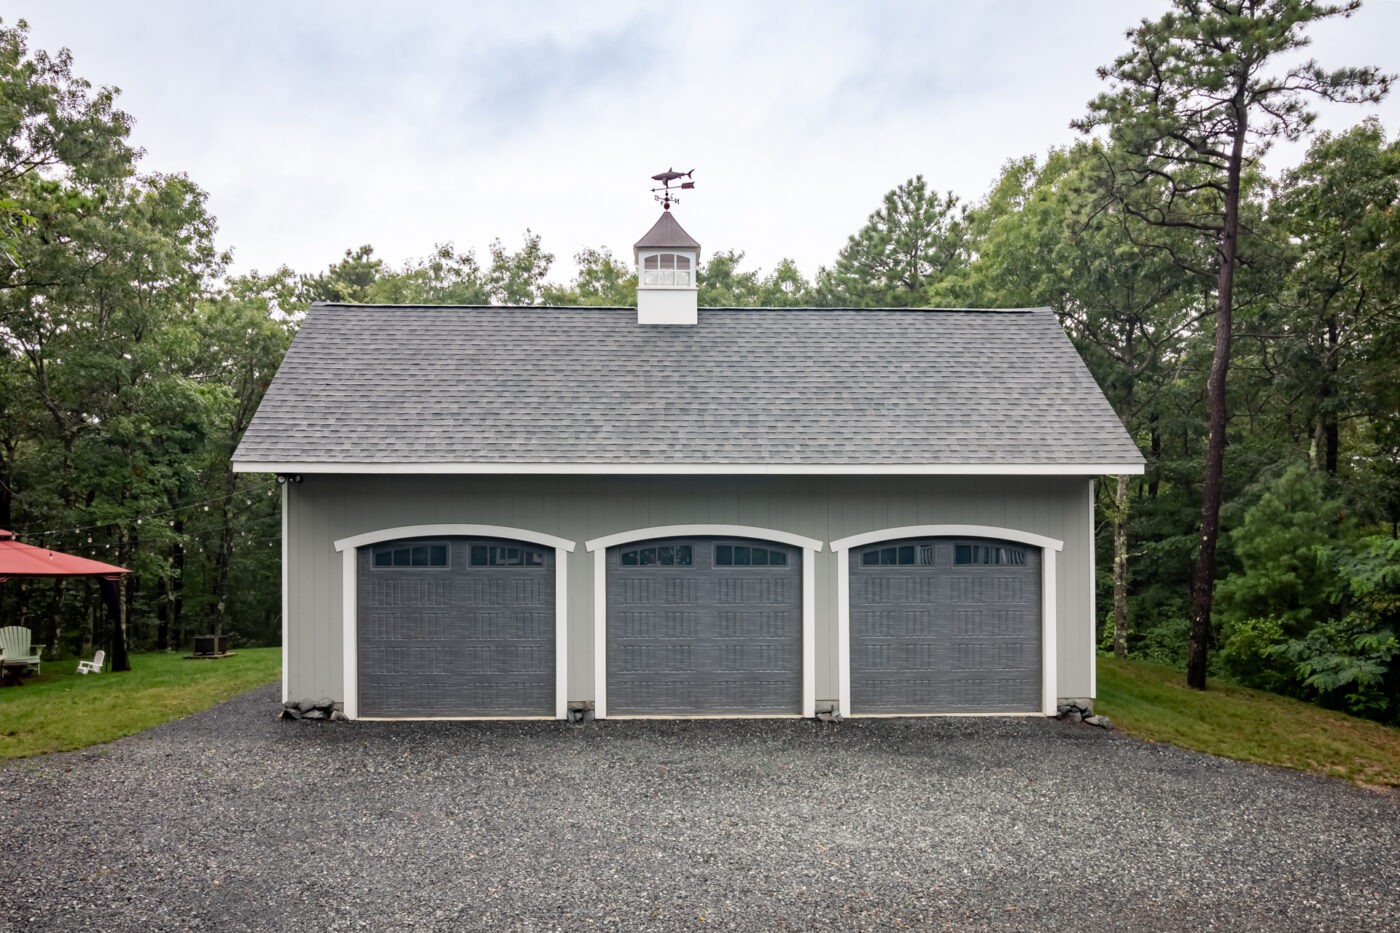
top-left (232, 305), bottom-right (1144, 470)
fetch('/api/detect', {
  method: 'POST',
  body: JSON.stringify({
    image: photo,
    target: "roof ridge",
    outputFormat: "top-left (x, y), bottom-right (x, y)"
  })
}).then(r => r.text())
top-left (309, 303), bottom-right (1048, 314)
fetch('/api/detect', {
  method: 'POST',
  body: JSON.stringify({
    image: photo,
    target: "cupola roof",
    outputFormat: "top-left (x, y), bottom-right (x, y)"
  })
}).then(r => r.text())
top-left (633, 211), bottom-right (701, 261)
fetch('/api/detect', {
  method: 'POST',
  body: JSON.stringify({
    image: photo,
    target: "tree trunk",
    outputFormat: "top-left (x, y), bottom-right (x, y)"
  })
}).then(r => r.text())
top-left (44, 577), bottom-right (61, 657)
top-left (1186, 107), bottom-right (1247, 691)
top-left (1323, 315), bottom-right (1339, 476)
top-left (82, 579), bottom-right (95, 655)
top-left (1112, 473), bottom-right (1131, 659)
top-left (100, 578), bottom-right (129, 671)
top-left (171, 520), bottom-right (185, 648)
top-left (108, 526), bottom-right (132, 672)
top-left (0, 439), bottom-right (13, 528)
top-left (212, 474), bottom-right (237, 640)
top-left (1111, 373), bottom-right (1134, 660)
top-left (1148, 413), bottom-right (1161, 499)
top-left (157, 520), bottom-right (186, 651)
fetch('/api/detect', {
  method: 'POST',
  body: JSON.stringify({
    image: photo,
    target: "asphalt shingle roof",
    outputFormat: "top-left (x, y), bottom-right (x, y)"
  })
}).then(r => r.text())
top-left (232, 304), bottom-right (1144, 469)
top-left (634, 211), bottom-right (701, 259)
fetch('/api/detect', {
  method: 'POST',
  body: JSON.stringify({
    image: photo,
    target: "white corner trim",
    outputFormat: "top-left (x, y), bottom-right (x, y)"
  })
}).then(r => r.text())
top-left (340, 544), bottom-right (358, 719)
top-left (555, 553), bottom-right (569, 721)
top-left (802, 547), bottom-right (816, 719)
top-left (334, 523), bottom-right (576, 554)
top-left (829, 524), bottom-right (1063, 554)
top-left (335, 524), bottom-right (578, 721)
top-left (280, 482), bottom-right (289, 705)
top-left (235, 461), bottom-right (1146, 477)
top-left (836, 548), bottom-right (851, 717)
top-left (1042, 549), bottom-right (1059, 716)
top-left (588, 524), bottom-right (822, 719)
top-left (828, 524), bottom-right (1064, 717)
top-left (1089, 479), bottom-right (1098, 701)
top-left (585, 524), bottom-right (823, 553)
top-left (593, 548), bottom-right (607, 720)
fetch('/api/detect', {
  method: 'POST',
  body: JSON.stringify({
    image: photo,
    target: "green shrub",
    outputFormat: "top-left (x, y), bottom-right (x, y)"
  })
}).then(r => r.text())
top-left (1264, 536), bottom-right (1400, 722)
top-left (1270, 619), bottom-right (1398, 720)
top-left (1218, 616), bottom-right (1296, 694)
top-left (1216, 464), bottom-right (1345, 636)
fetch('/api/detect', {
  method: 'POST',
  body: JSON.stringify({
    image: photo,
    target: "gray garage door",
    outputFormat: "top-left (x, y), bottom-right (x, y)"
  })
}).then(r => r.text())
top-left (849, 537), bottom-right (1040, 714)
top-left (607, 537), bottom-right (802, 716)
top-left (358, 536), bottom-right (554, 717)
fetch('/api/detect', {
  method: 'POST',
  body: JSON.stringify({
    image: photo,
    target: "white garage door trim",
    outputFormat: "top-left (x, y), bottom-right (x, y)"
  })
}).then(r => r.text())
top-left (334, 524), bottom-right (577, 720)
top-left (829, 524), bottom-right (1063, 718)
top-left (585, 524), bottom-right (824, 719)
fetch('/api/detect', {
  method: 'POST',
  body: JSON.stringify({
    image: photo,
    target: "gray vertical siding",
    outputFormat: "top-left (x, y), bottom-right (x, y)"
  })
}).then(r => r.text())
top-left (283, 474), bottom-right (1095, 709)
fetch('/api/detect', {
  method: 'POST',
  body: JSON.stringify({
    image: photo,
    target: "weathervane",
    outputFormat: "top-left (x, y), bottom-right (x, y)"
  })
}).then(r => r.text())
top-left (650, 167), bottom-right (695, 210)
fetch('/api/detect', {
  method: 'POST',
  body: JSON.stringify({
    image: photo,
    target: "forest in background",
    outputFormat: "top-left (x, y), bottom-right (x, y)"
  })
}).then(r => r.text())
top-left (2, 3), bottom-right (1399, 722)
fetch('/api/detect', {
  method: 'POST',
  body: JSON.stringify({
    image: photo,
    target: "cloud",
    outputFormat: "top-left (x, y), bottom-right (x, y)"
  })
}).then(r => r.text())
top-left (18, 0), bottom-right (1400, 284)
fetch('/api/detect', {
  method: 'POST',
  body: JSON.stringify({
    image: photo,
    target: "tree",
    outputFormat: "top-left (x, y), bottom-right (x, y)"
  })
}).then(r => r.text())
top-left (1216, 463), bottom-right (1346, 632)
top-left (301, 234), bottom-right (553, 307)
top-left (1075, 0), bottom-right (1390, 689)
top-left (484, 231), bottom-right (553, 305)
top-left (698, 250), bottom-right (762, 306)
top-left (817, 175), bottom-right (966, 307)
top-left (1263, 119), bottom-right (1400, 478)
top-left (298, 245), bottom-right (384, 304)
top-left (189, 270), bottom-right (298, 646)
top-left (0, 18), bottom-right (134, 270)
top-left (540, 248), bottom-right (635, 306)
top-left (692, 250), bottom-right (815, 307)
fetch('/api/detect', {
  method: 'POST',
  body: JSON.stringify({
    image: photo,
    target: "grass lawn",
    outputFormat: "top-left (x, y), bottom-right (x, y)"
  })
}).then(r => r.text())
top-left (1097, 652), bottom-right (1400, 788)
top-left (0, 647), bottom-right (280, 759)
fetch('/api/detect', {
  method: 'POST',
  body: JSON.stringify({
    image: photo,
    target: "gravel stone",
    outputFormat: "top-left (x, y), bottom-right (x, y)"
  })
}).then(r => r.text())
top-left (2, 683), bottom-right (1398, 931)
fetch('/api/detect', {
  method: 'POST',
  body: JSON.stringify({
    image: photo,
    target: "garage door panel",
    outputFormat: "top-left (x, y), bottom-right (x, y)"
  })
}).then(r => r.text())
top-left (850, 537), bottom-right (1040, 714)
top-left (615, 678), bottom-right (797, 716)
top-left (369, 678), bottom-right (552, 717)
top-left (607, 537), bottom-right (802, 716)
top-left (358, 536), bottom-right (554, 718)
top-left (858, 674), bottom-right (1033, 712)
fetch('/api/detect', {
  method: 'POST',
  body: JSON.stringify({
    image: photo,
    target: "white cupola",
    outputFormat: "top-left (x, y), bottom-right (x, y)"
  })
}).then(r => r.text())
top-left (634, 209), bottom-right (701, 325)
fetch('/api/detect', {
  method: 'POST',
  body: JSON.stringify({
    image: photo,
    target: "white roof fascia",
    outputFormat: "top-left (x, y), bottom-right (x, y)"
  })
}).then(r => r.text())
top-left (233, 461), bottom-right (1146, 476)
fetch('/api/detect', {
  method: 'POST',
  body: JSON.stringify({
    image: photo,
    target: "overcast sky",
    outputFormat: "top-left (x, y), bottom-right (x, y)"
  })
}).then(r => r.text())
top-left (21, 1), bottom-right (1400, 283)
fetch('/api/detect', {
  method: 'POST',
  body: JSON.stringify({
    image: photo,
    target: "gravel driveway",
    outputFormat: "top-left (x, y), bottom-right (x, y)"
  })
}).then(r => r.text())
top-left (2, 684), bottom-right (1398, 931)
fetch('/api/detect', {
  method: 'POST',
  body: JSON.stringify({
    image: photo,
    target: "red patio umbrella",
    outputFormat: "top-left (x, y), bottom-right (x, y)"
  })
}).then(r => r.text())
top-left (0, 529), bottom-right (130, 581)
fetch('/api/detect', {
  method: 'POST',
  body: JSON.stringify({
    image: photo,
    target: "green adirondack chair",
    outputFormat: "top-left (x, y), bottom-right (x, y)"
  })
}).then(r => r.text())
top-left (0, 626), bottom-right (44, 673)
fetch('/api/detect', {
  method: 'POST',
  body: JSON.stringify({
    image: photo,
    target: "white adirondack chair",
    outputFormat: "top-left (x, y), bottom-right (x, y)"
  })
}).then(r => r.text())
top-left (0, 626), bottom-right (43, 673)
top-left (76, 649), bottom-right (105, 675)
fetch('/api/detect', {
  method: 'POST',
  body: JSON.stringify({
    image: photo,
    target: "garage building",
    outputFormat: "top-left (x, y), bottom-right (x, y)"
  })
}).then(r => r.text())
top-left (233, 210), bottom-right (1143, 720)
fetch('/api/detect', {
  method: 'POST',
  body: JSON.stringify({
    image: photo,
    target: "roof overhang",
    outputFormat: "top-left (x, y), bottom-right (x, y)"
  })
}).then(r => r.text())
top-left (233, 461), bottom-right (1145, 476)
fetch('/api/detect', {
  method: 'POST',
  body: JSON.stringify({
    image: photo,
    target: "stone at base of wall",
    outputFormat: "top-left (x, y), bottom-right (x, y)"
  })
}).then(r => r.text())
top-left (280, 697), bottom-right (347, 722)
top-left (1056, 698), bottom-right (1112, 729)
top-left (814, 701), bottom-right (841, 723)
top-left (567, 700), bottom-right (596, 723)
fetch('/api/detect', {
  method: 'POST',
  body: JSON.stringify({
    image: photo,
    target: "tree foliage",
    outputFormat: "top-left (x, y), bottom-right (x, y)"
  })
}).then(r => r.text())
top-left (817, 175), bottom-right (966, 307)
top-left (0, 20), bottom-right (281, 666)
top-left (1074, 0), bottom-right (1391, 689)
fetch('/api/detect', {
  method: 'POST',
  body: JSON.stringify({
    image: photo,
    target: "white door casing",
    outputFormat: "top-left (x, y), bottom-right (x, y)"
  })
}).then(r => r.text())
top-left (828, 524), bottom-right (1063, 717)
top-left (333, 524), bottom-right (576, 720)
top-left (584, 524), bottom-right (824, 719)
